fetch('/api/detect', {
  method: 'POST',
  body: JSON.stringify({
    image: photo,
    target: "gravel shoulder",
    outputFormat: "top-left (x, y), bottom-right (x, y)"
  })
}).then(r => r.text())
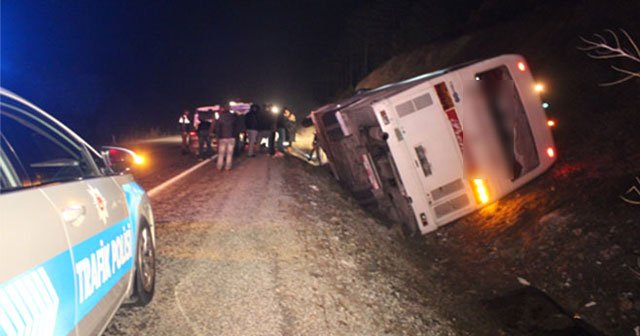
top-left (105, 154), bottom-right (459, 336)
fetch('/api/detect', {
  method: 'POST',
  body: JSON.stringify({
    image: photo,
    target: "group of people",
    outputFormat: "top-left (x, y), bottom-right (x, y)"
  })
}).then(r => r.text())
top-left (178, 103), bottom-right (297, 171)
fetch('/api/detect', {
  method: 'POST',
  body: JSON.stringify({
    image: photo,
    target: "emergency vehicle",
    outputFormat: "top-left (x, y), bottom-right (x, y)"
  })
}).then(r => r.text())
top-left (310, 55), bottom-right (556, 235)
top-left (0, 88), bottom-right (156, 335)
top-left (189, 103), bottom-right (252, 154)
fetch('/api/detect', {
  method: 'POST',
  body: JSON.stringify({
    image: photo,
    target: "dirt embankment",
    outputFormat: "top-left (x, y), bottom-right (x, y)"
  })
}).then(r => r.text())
top-left (350, 2), bottom-right (640, 335)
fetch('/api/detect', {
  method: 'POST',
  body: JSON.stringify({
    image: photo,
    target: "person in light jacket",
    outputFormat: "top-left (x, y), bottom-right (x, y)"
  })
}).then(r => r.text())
top-left (178, 110), bottom-right (191, 154)
top-left (215, 106), bottom-right (237, 171)
top-left (283, 108), bottom-right (297, 149)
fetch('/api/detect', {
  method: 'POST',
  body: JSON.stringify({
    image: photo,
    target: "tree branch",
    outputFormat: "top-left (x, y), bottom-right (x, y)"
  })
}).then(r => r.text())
top-left (579, 29), bottom-right (640, 86)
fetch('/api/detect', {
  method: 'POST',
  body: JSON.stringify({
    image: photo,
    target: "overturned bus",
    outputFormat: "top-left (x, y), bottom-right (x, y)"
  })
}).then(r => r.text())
top-left (310, 54), bottom-right (556, 235)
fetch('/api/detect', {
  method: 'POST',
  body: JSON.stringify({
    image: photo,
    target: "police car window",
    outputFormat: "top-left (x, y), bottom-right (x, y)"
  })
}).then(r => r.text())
top-left (0, 148), bottom-right (22, 192)
top-left (0, 103), bottom-right (100, 186)
top-left (89, 147), bottom-right (109, 175)
top-left (0, 135), bottom-right (32, 189)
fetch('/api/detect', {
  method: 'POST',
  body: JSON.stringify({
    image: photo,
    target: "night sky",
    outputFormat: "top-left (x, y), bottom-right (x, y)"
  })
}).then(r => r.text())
top-left (2, 0), bottom-right (364, 141)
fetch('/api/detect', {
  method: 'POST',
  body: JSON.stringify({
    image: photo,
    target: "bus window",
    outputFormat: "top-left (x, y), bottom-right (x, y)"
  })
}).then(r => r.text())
top-left (322, 111), bottom-right (346, 141)
top-left (476, 66), bottom-right (539, 180)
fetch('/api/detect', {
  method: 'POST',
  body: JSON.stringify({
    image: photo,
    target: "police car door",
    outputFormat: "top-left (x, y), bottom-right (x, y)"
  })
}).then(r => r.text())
top-left (0, 97), bottom-right (130, 335)
top-left (0, 136), bottom-right (75, 336)
top-left (42, 165), bottom-right (132, 336)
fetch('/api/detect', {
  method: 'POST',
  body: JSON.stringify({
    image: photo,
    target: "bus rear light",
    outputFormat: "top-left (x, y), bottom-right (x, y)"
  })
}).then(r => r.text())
top-left (547, 120), bottom-right (556, 127)
top-left (472, 178), bottom-right (490, 205)
top-left (534, 83), bottom-right (544, 93)
top-left (517, 61), bottom-right (526, 72)
top-left (546, 147), bottom-right (555, 158)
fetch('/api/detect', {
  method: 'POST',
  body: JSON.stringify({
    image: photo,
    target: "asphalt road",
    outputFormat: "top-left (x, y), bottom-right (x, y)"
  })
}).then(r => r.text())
top-left (104, 139), bottom-right (457, 336)
top-left (123, 136), bottom-right (202, 191)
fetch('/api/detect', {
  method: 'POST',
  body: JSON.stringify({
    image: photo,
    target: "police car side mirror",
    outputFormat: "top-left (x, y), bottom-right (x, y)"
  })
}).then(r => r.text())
top-left (100, 146), bottom-right (145, 175)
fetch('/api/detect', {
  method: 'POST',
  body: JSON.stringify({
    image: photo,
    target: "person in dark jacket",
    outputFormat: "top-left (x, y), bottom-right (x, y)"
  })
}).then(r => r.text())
top-left (245, 104), bottom-right (260, 157)
top-left (267, 106), bottom-right (292, 157)
top-left (257, 104), bottom-right (277, 155)
top-left (275, 108), bottom-right (288, 154)
top-left (215, 106), bottom-right (238, 171)
top-left (233, 111), bottom-right (247, 157)
top-left (195, 110), bottom-right (213, 160)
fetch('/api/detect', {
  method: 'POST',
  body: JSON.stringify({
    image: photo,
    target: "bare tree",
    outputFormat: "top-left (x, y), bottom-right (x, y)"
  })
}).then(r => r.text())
top-left (578, 29), bottom-right (640, 86)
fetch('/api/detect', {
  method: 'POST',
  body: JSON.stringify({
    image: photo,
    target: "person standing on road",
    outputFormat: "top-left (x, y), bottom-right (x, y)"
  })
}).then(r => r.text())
top-left (178, 110), bottom-right (191, 154)
top-left (308, 131), bottom-right (322, 164)
top-left (245, 104), bottom-right (260, 157)
top-left (272, 106), bottom-right (287, 157)
top-left (215, 106), bottom-right (237, 171)
top-left (233, 108), bottom-right (247, 157)
top-left (283, 108), bottom-right (297, 151)
top-left (195, 110), bottom-right (213, 160)
top-left (257, 104), bottom-right (275, 155)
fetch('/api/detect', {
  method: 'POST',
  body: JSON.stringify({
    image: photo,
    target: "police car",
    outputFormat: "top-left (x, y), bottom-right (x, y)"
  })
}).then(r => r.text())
top-left (0, 88), bottom-right (156, 335)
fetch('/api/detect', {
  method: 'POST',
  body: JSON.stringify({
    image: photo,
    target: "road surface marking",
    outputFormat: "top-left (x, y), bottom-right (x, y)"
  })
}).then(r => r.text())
top-left (148, 156), bottom-right (216, 197)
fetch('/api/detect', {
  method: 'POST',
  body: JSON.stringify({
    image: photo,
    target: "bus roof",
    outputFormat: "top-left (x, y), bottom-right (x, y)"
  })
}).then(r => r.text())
top-left (313, 59), bottom-right (481, 117)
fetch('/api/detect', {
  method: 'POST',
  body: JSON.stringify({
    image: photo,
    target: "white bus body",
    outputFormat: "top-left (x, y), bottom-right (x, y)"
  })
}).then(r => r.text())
top-left (311, 54), bottom-right (556, 235)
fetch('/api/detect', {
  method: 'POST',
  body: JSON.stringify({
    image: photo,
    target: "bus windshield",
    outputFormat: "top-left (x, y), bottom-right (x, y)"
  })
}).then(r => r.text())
top-left (476, 66), bottom-right (539, 180)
